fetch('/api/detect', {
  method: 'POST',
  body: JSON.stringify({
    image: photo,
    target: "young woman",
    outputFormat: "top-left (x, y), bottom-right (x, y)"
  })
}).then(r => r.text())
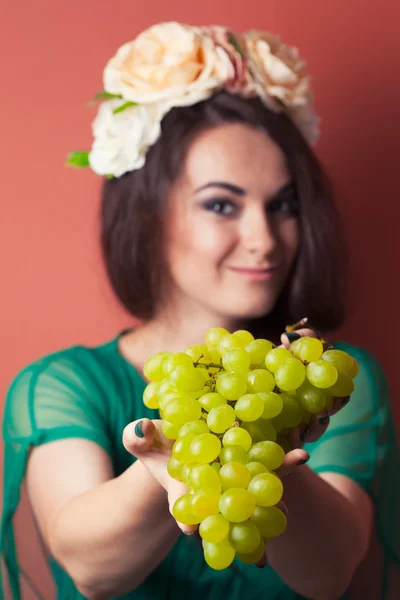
top-left (1, 22), bottom-right (399, 600)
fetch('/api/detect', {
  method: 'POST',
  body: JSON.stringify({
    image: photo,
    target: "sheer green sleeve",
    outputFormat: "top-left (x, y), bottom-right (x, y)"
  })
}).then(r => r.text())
top-left (305, 343), bottom-right (400, 595)
top-left (1, 349), bottom-right (113, 599)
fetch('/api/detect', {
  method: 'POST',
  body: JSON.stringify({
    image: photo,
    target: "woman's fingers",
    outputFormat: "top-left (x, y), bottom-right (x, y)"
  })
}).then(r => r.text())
top-left (123, 418), bottom-right (173, 458)
top-left (280, 328), bottom-right (318, 348)
top-left (276, 448), bottom-right (310, 477)
top-left (167, 478), bottom-right (197, 535)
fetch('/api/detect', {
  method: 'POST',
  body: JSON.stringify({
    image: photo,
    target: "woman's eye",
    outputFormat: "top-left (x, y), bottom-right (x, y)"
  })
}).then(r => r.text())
top-left (202, 199), bottom-right (237, 217)
top-left (268, 196), bottom-right (300, 216)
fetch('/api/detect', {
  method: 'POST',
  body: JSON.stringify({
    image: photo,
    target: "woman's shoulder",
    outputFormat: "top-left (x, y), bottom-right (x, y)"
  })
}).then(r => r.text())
top-left (5, 332), bottom-right (143, 406)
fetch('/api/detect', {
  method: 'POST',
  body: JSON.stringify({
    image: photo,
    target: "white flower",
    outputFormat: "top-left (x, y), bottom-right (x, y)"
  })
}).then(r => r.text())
top-left (88, 99), bottom-right (166, 177)
top-left (103, 22), bottom-right (232, 108)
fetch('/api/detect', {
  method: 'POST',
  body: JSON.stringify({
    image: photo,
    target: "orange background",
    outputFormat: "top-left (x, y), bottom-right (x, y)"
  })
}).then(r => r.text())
top-left (1, 1), bottom-right (399, 598)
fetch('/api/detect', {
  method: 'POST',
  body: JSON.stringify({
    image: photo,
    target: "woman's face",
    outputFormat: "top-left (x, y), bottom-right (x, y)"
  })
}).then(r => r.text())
top-left (163, 123), bottom-right (300, 322)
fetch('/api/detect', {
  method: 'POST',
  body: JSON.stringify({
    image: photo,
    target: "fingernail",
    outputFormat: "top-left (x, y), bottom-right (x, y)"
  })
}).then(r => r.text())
top-left (134, 421), bottom-right (144, 438)
top-left (299, 428), bottom-right (308, 443)
top-left (297, 455), bottom-right (310, 465)
top-left (286, 332), bottom-right (301, 343)
top-left (341, 396), bottom-right (350, 406)
top-left (319, 415), bottom-right (329, 425)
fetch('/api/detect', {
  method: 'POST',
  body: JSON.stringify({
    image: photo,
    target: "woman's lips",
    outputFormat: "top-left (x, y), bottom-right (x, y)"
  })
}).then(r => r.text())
top-left (227, 266), bottom-right (278, 281)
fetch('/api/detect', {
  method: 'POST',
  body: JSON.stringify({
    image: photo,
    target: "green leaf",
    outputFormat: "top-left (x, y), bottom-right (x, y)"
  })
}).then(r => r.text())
top-left (88, 91), bottom-right (123, 105)
top-left (112, 101), bottom-right (137, 114)
top-left (66, 151), bottom-right (90, 168)
top-left (105, 174), bottom-right (114, 179)
top-left (228, 33), bottom-right (246, 58)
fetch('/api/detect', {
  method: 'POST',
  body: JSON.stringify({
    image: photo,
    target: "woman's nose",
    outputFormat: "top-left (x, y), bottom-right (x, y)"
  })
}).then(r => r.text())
top-left (240, 209), bottom-right (277, 258)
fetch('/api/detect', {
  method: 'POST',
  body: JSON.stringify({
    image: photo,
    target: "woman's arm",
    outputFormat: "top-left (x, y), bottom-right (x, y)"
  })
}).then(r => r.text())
top-left (267, 466), bottom-right (373, 600)
top-left (27, 437), bottom-right (182, 600)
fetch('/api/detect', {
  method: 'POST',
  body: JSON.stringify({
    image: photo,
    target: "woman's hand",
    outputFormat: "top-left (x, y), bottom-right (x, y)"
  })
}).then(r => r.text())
top-left (122, 418), bottom-right (196, 534)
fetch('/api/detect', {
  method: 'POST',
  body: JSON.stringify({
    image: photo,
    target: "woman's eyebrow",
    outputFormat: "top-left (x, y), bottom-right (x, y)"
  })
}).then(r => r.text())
top-left (194, 181), bottom-right (246, 195)
top-left (275, 181), bottom-right (296, 195)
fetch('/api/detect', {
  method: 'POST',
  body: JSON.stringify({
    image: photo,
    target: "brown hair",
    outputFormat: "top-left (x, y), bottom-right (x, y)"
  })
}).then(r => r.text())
top-left (100, 91), bottom-right (346, 339)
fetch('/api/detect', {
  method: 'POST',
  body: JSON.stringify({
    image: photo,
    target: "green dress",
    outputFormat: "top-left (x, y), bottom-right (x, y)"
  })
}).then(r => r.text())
top-left (1, 334), bottom-right (399, 599)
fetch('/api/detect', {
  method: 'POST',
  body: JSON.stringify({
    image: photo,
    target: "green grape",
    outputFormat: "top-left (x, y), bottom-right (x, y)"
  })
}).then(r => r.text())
top-left (167, 456), bottom-right (183, 480)
top-left (222, 348), bottom-right (251, 374)
top-left (203, 539), bottom-right (235, 570)
top-left (207, 405), bottom-right (236, 433)
top-left (216, 372), bottom-right (247, 400)
top-left (190, 433), bottom-right (221, 464)
top-left (265, 348), bottom-right (291, 373)
top-left (181, 463), bottom-right (193, 484)
top-left (327, 373), bottom-right (354, 397)
top-left (307, 361), bottom-right (338, 389)
top-left (170, 365), bottom-right (207, 392)
top-left (162, 420), bottom-right (181, 439)
top-left (234, 394), bottom-right (264, 421)
top-left (198, 392), bottom-right (227, 412)
top-left (250, 505), bottom-right (287, 538)
top-left (289, 337), bottom-right (304, 355)
top-left (199, 514), bottom-right (230, 543)
top-left (247, 369), bottom-right (275, 393)
top-left (185, 344), bottom-right (212, 364)
top-left (255, 419), bottom-right (277, 442)
top-left (218, 334), bottom-right (244, 354)
top-left (172, 494), bottom-right (200, 525)
top-left (272, 393), bottom-right (302, 429)
top-left (275, 358), bottom-right (306, 391)
top-left (241, 421), bottom-right (264, 443)
top-left (143, 381), bottom-right (160, 409)
top-left (191, 490), bottom-right (220, 519)
top-left (219, 445), bottom-right (248, 465)
top-left (347, 358), bottom-right (359, 379)
top-left (162, 352), bottom-right (193, 376)
top-left (321, 349), bottom-right (356, 377)
top-left (178, 420), bottom-right (209, 437)
top-left (222, 426), bottom-right (252, 451)
top-left (245, 339), bottom-right (274, 364)
top-left (248, 473), bottom-right (284, 506)
top-left (229, 521), bottom-right (261, 553)
top-left (143, 351), bottom-right (171, 381)
top-left (219, 461), bottom-right (251, 489)
top-left (246, 461), bottom-right (269, 477)
top-left (247, 440), bottom-right (285, 470)
top-left (233, 329), bottom-right (254, 345)
top-left (219, 488), bottom-right (256, 522)
top-left (296, 337), bottom-right (323, 362)
top-left (163, 396), bottom-right (201, 426)
top-left (189, 464), bottom-right (221, 493)
top-left (211, 462), bottom-right (221, 475)
top-left (158, 391), bottom-right (183, 411)
top-left (205, 327), bottom-right (230, 350)
top-left (172, 434), bottom-right (197, 463)
top-left (236, 539), bottom-right (265, 564)
top-left (275, 434), bottom-right (292, 454)
top-left (296, 381), bottom-right (327, 414)
top-left (258, 391), bottom-right (283, 419)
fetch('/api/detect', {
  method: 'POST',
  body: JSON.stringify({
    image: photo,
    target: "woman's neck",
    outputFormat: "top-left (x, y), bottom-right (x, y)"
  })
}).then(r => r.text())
top-left (118, 308), bottom-right (246, 375)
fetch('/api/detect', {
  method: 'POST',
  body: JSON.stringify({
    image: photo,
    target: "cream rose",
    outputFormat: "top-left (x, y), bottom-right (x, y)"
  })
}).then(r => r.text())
top-left (243, 30), bottom-right (319, 142)
top-left (89, 99), bottom-right (167, 177)
top-left (244, 31), bottom-right (312, 109)
top-left (103, 22), bottom-right (231, 107)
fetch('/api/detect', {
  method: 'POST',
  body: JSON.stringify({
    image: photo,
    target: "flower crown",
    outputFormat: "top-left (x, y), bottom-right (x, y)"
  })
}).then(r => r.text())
top-left (68, 22), bottom-right (320, 178)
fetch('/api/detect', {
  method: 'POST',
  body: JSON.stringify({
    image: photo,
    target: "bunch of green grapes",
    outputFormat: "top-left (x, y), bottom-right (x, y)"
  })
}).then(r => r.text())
top-left (142, 326), bottom-right (358, 570)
